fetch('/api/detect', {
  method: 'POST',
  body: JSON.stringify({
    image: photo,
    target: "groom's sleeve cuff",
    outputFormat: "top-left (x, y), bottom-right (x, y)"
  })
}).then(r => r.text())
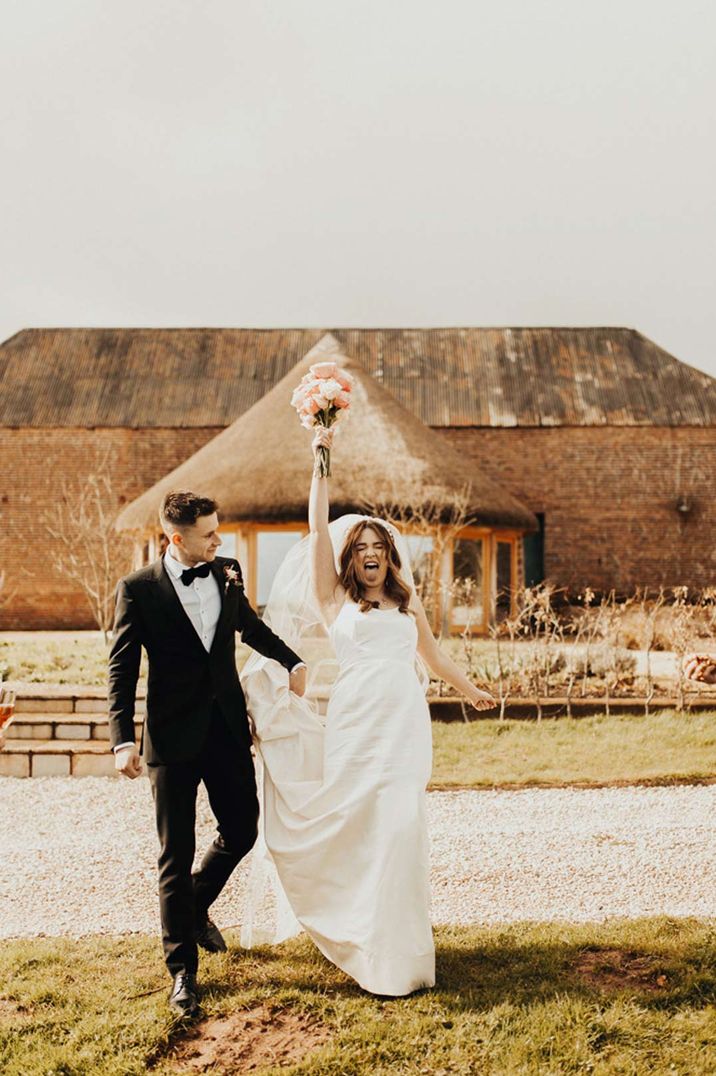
top-left (289, 662), bottom-right (307, 673)
top-left (113, 742), bottom-right (136, 753)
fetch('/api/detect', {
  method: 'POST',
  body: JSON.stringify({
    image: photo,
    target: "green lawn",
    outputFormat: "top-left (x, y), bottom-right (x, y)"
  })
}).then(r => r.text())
top-left (1, 920), bottom-right (715, 1074)
top-left (0, 632), bottom-right (115, 686)
top-left (0, 634), bottom-right (328, 686)
top-left (430, 710), bottom-right (716, 789)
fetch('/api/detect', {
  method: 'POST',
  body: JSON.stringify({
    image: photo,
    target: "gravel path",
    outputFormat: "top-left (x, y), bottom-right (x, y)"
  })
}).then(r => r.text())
top-left (0, 778), bottom-right (714, 938)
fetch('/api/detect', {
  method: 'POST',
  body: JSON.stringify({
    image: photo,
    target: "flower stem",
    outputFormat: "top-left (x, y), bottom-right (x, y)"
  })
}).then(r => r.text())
top-left (316, 445), bottom-right (330, 477)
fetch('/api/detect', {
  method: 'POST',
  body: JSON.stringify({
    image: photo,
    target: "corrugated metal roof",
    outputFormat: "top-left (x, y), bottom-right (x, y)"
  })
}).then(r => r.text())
top-left (1, 326), bottom-right (714, 428)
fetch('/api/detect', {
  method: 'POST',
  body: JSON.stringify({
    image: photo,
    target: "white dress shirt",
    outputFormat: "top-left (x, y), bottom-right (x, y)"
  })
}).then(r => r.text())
top-left (113, 550), bottom-right (305, 753)
top-left (163, 547), bottom-right (223, 651)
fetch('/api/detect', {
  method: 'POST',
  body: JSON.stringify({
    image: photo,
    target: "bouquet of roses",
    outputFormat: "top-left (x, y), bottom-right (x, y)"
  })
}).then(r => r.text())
top-left (290, 361), bottom-right (354, 477)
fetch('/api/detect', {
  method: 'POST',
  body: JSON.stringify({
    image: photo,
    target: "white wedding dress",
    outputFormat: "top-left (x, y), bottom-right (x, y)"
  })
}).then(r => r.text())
top-left (240, 519), bottom-right (435, 996)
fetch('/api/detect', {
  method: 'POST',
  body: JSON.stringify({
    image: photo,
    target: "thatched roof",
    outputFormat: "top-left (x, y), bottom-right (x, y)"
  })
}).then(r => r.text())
top-left (116, 335), bottom-right (537, 533)
top-left (3, 326), bottom-right (715, 428)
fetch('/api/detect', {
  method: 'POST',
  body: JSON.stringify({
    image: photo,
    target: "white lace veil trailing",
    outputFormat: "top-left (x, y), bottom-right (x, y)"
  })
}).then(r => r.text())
top-left (237, 514), bottom-right (428, 946)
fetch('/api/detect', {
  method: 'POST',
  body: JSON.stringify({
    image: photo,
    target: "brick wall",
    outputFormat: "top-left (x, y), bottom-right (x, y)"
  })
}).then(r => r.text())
top-left (439, 426), bottom-right (716, 593)
top-left (3, 424), bottom-right (715, 629)
top-left (0, 428), bottom-right (219, 628)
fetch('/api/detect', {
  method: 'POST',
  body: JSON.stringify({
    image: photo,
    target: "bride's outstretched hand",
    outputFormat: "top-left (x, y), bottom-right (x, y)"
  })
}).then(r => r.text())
top-left (469, 685), bottom-right (496, 712)
top-left (683, 653), bottom-right (716, 685)
top-left (312, 425), bottom-right (335, 458)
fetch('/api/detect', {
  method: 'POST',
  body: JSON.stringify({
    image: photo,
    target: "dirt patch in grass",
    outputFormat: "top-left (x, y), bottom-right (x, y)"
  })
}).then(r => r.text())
top-left (0, 997), bottom-right (35, 1027)
top-left (165, 1003), bottom-right (331, 1072)
top-left (571, 948), bottom-right (670, 993)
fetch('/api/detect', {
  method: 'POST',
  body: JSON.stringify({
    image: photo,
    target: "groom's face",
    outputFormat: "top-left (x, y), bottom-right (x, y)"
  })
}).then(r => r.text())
top-left (170, 511), bottom-right (222, 565)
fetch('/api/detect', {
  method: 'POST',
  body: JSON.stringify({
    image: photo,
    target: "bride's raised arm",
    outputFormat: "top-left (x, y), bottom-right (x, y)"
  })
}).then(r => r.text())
top-left (308, 426), bottom-right (343, 622)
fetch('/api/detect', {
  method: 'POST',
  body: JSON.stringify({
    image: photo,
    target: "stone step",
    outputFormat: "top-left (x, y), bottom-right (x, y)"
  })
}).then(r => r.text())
top-left (0, 740), bottom-right (117, 778)
top-left (6, 693), bottom-right (330, 741)
top-left (4, 713), bottom-right (144, 742)
top-left (14, 692), bottom-right (332, 713)
top-left (14, 696), bottom-right (147, 715)
top-left (12, 691), bottom-right (331, 714)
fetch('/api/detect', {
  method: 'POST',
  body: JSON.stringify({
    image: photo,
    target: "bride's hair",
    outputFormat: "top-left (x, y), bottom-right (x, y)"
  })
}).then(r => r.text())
top-left (338, 520), bottom-right (412, 615)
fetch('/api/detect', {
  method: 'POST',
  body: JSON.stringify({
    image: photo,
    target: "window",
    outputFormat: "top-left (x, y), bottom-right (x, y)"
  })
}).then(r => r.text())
top-left (451, 536), bottom-right (485, 631)
top-left (256, 530), bottom-right (305, 607)
top-left (218, 531), bottom-right (237, 559)
top-left (496, 540), bottom-right (513, 621)
top-left (523, 513), bottom-right (545, 587)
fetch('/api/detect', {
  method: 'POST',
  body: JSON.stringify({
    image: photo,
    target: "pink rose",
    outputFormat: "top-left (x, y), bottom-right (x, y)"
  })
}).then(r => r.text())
top-left (303, 379), bottom-right (324, 396)
top-left (318, 378), bottom-right (343, 401)
top-left (310, 361), bottom-right (339, 379)
top-left (334, 391), bottom-right (351, 409)
top-left (336, 370), bottom-right (354, 391)
top-left (301, 396), bottom-right (320, 415)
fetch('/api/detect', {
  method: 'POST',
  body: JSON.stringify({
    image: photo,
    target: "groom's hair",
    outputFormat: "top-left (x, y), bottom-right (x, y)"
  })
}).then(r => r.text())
top-left (159, 491), bottom-right (218, 534)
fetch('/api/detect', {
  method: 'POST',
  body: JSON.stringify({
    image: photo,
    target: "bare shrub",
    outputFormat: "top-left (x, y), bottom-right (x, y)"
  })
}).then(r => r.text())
top-left (43, 448), bottom-right (133, 643)
top-left (562, 588), bottom-right (594, 716)
top-left (581, 644), bottom-right (637, 681)
top-left (489, 607), bottom-right (523, 720)
top-left (480, 585), bottom-right (716, 711)
top-left (636, 588), bottom-right (667, 715)
top-left (360, 486), bottom-right (472, 631)
top-left (669, 587), bottom-right (700, 712)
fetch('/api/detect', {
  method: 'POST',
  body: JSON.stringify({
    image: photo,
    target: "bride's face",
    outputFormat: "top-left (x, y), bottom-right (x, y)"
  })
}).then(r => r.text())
top-left (352, 526), bottom-right (388, 589)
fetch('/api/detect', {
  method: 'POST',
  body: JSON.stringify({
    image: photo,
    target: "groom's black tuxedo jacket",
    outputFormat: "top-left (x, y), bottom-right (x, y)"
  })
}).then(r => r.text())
top-left (108, 555), bottom-right (302, 765)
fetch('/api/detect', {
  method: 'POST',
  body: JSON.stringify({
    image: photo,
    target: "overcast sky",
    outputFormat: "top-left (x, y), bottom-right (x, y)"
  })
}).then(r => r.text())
top-left (2, 1), bottom-right (714, 375)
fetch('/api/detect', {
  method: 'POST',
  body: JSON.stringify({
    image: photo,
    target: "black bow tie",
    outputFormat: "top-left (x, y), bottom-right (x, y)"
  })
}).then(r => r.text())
top-left (181, 563), bottom-right (211, 586)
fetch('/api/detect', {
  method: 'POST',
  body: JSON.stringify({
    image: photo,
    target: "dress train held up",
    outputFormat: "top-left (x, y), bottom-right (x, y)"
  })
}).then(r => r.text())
top-left (241, 598), bottom-right (435, 996)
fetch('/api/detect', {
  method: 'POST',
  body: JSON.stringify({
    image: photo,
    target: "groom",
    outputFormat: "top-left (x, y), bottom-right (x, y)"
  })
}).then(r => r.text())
top-left (108, 491), bottom-right (305, 1016)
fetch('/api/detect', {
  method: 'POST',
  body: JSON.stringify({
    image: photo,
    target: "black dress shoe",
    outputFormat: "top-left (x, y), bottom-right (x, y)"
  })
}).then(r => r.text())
top-left (169, 972), bottom-right (199, 1017)
top-left (195, 915), bottom-right (227, 953)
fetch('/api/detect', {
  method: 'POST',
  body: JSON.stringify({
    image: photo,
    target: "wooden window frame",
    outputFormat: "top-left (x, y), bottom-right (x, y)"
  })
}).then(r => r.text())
top-left (493, 534), bottom-right (520, 626)
top-left (448, 528), bottom-right (521, 635)
top-left (448, 527), bottom-right (490, 635)
top-left (137, 522), bottom-right (523, 635)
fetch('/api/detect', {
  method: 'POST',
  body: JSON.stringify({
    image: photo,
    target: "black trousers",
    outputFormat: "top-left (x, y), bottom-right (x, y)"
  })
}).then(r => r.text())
top-left (147, 702), bottom-right (259, 976)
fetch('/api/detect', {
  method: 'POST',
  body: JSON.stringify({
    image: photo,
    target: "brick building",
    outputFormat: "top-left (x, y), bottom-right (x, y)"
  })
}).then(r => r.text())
top-left (116, 334), bottom-right (537, 635)
top-left (2, 326), bottom-right (715, 630)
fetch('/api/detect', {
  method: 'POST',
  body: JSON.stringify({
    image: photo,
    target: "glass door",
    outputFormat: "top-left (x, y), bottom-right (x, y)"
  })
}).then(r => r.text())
top-left (256, 530), bottom-right (306, 610)
top-left (450, 534), bottom-right (487, 633)
top-left (495, 539), bottom-right (514, 622)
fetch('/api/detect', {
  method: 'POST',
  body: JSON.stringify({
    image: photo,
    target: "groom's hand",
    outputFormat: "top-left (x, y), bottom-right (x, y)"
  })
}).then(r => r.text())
top-left (114, 745), bottom-right (143, 779)
top-left (289, 666), bottom-right (307, 697)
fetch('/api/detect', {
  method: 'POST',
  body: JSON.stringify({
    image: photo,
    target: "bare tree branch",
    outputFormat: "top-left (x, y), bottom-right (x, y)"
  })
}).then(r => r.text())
top-left (43, 447), bottom-right (133, 643)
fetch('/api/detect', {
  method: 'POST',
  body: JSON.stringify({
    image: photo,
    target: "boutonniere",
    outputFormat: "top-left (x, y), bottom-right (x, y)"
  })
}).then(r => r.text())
top-left (223, 565), bottom-right (243, 592)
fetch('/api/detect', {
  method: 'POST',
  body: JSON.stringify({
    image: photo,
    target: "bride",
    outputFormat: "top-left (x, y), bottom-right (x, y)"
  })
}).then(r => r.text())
top-left (240, 425), bottom-right (495, 996)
